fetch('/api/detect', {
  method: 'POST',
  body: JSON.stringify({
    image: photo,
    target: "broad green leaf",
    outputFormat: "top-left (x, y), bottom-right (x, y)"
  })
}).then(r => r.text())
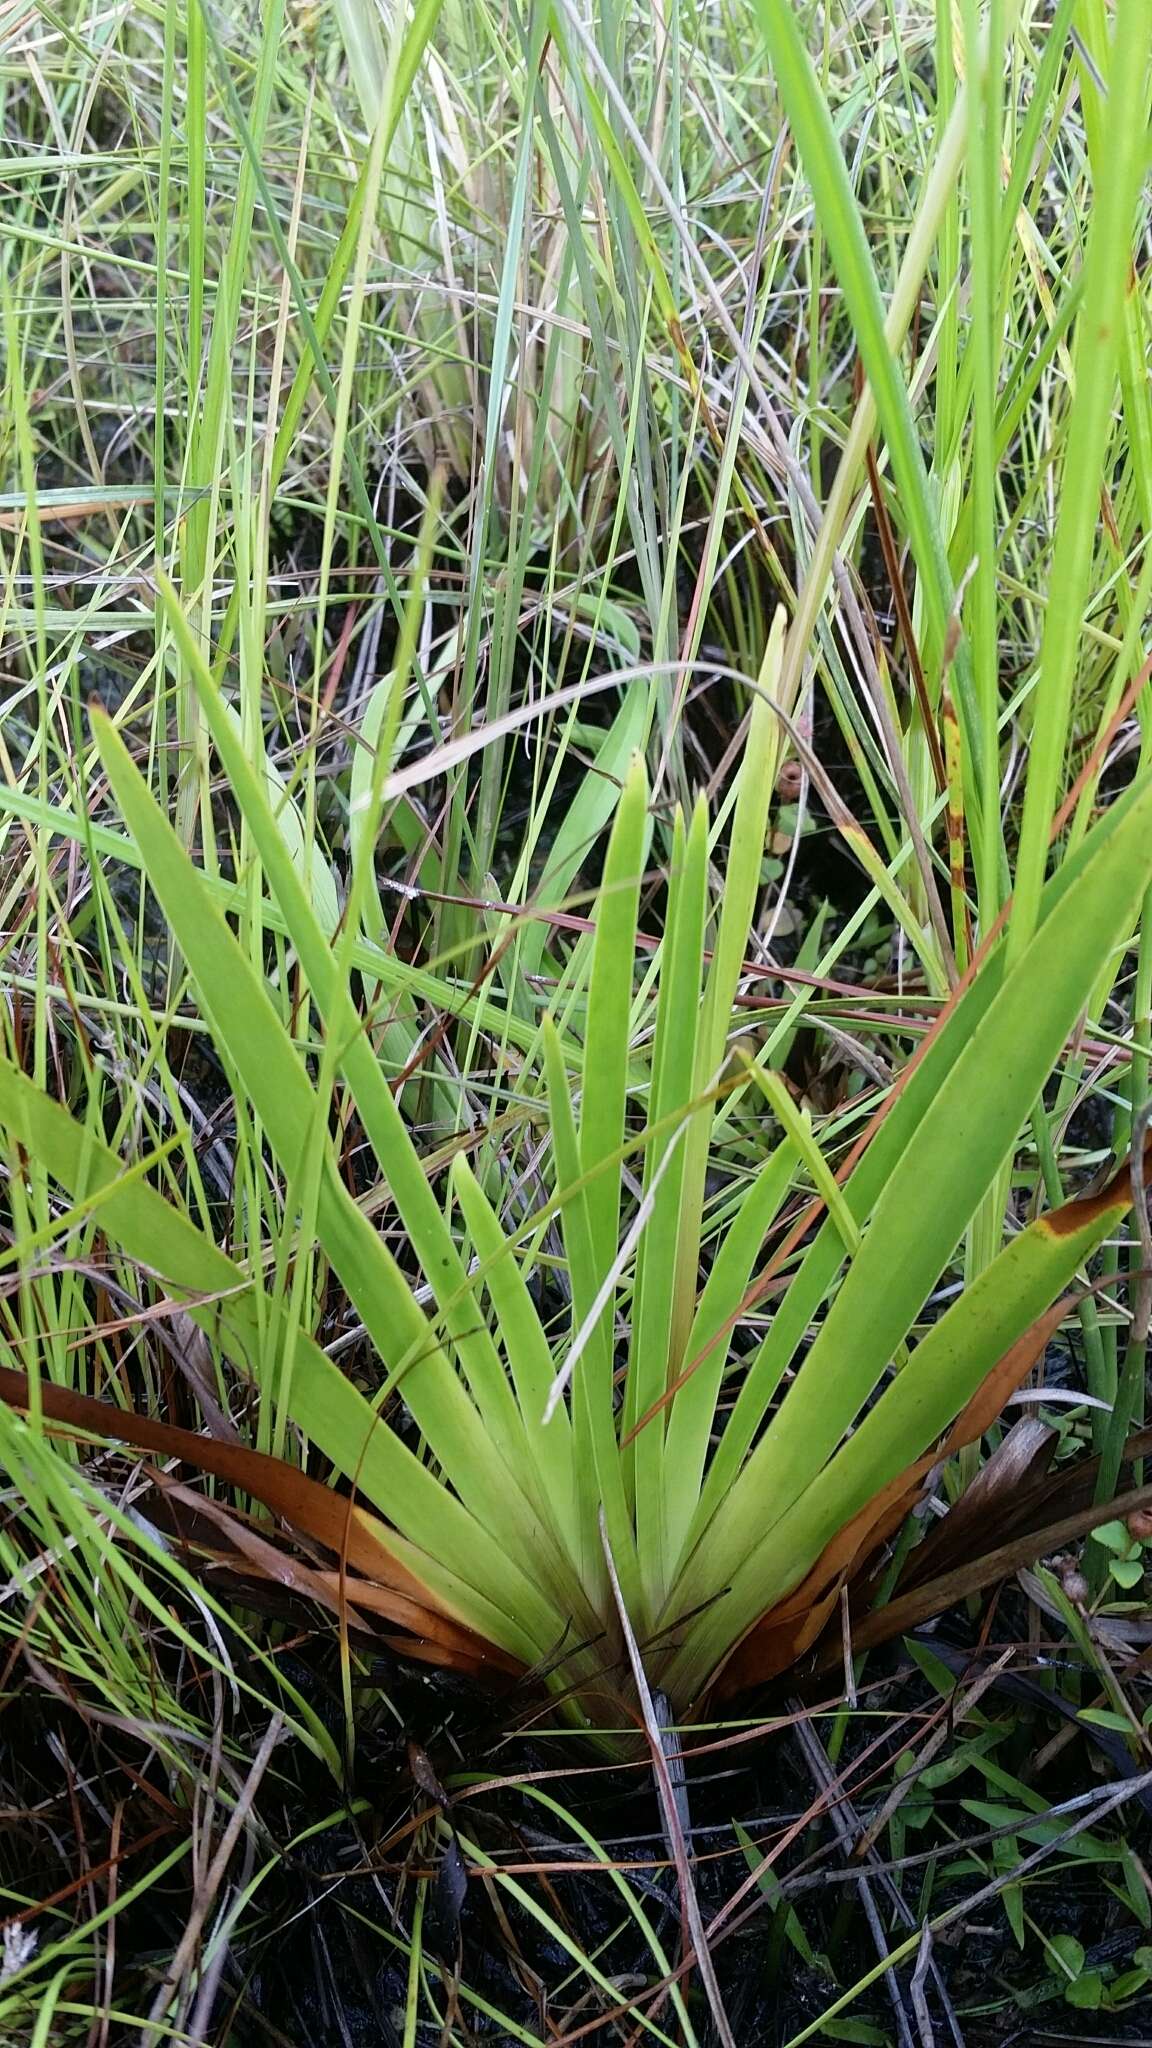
top-left (1049, 1934), bottom-right (1086, 1983)
top-left (579, 751), bottom-right (648, 1276)
top-left (151, 584), bottom-right (533, 1448)
top-left (670, 612), bottom-right (784, 1363)
top-left (332, 0), bottom-right (386, 125)
top-left (542, 1015), bottom-right (627, 1602)
top-left (0, 1055), bottom-right (552, 1659)
top-left (687, 1182), bottom-right (1129, 1672)
top-left (517, 680), bottom-right (648, 981)
top-left (688, 757), bottom-right (1152, 1547)
top-left (450, 1153), bottom-right (581, 1567)
top-left (631, 798), bottom-right (708, 1603)
top-left (574, 751), bottom-right (649, 1612)
top-left (89, 704), bottom-right (584, 1618)
top-left (662, 1134), bottom-right (797, 1580)
top-left (217, 697), bottom-right (340, 937)
top-left (670, 766), bottom-right (1152, 1673)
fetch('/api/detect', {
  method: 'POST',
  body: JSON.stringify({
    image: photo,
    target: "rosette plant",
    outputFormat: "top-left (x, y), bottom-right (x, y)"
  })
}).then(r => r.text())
top-left (3, 588), bottom-right (1152, 1752)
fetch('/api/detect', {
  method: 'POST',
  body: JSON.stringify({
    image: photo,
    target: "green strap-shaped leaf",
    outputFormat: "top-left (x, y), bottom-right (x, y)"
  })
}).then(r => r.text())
top-left (0, 779), bottom-right (548, 1059)
top-left (630, 797), bottom-right (708, 1607)
top-left (576, 752), bottom-right (649, 1613)
top-left (689, 758), bottom-right (1152, 1544)
top-left (661, 1135), bottom-right (798, 1582)
top-left (517, 679), bottom-right (648, 983)
top-left (669, 613), bottom-right (783, 1365)
top-left (89, 706), bottom-right (575, 1608)
top-left (670, 1176), bottom-right (1133, 1689)
top-left (0, 1056), bottom-right (553, 1660)
top-left (543, 1016), bottom-right (637, 1610)
top-left (152, 581), bottom-right (528, 1471)
top-left (673, 765), bottom-right (1152, 1640)
top-left (579, 751), bottom-right (648, 1276)
top-left (450, 1153), bottom-right (583, 1576)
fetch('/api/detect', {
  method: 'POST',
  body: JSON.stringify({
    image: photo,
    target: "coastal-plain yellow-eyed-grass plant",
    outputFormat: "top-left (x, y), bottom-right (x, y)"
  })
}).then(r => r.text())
top-left (4, 583), bottom-right (1152, 1748)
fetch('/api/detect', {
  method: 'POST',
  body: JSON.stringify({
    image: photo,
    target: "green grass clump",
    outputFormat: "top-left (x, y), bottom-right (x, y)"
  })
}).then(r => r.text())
top-left (2, 0), bottom-right (1152, 2039)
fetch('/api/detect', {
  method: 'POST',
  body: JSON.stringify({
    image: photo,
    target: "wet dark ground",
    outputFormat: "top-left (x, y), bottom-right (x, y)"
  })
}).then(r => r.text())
top-left (5, 1584), bottom-right (1151, 2046)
